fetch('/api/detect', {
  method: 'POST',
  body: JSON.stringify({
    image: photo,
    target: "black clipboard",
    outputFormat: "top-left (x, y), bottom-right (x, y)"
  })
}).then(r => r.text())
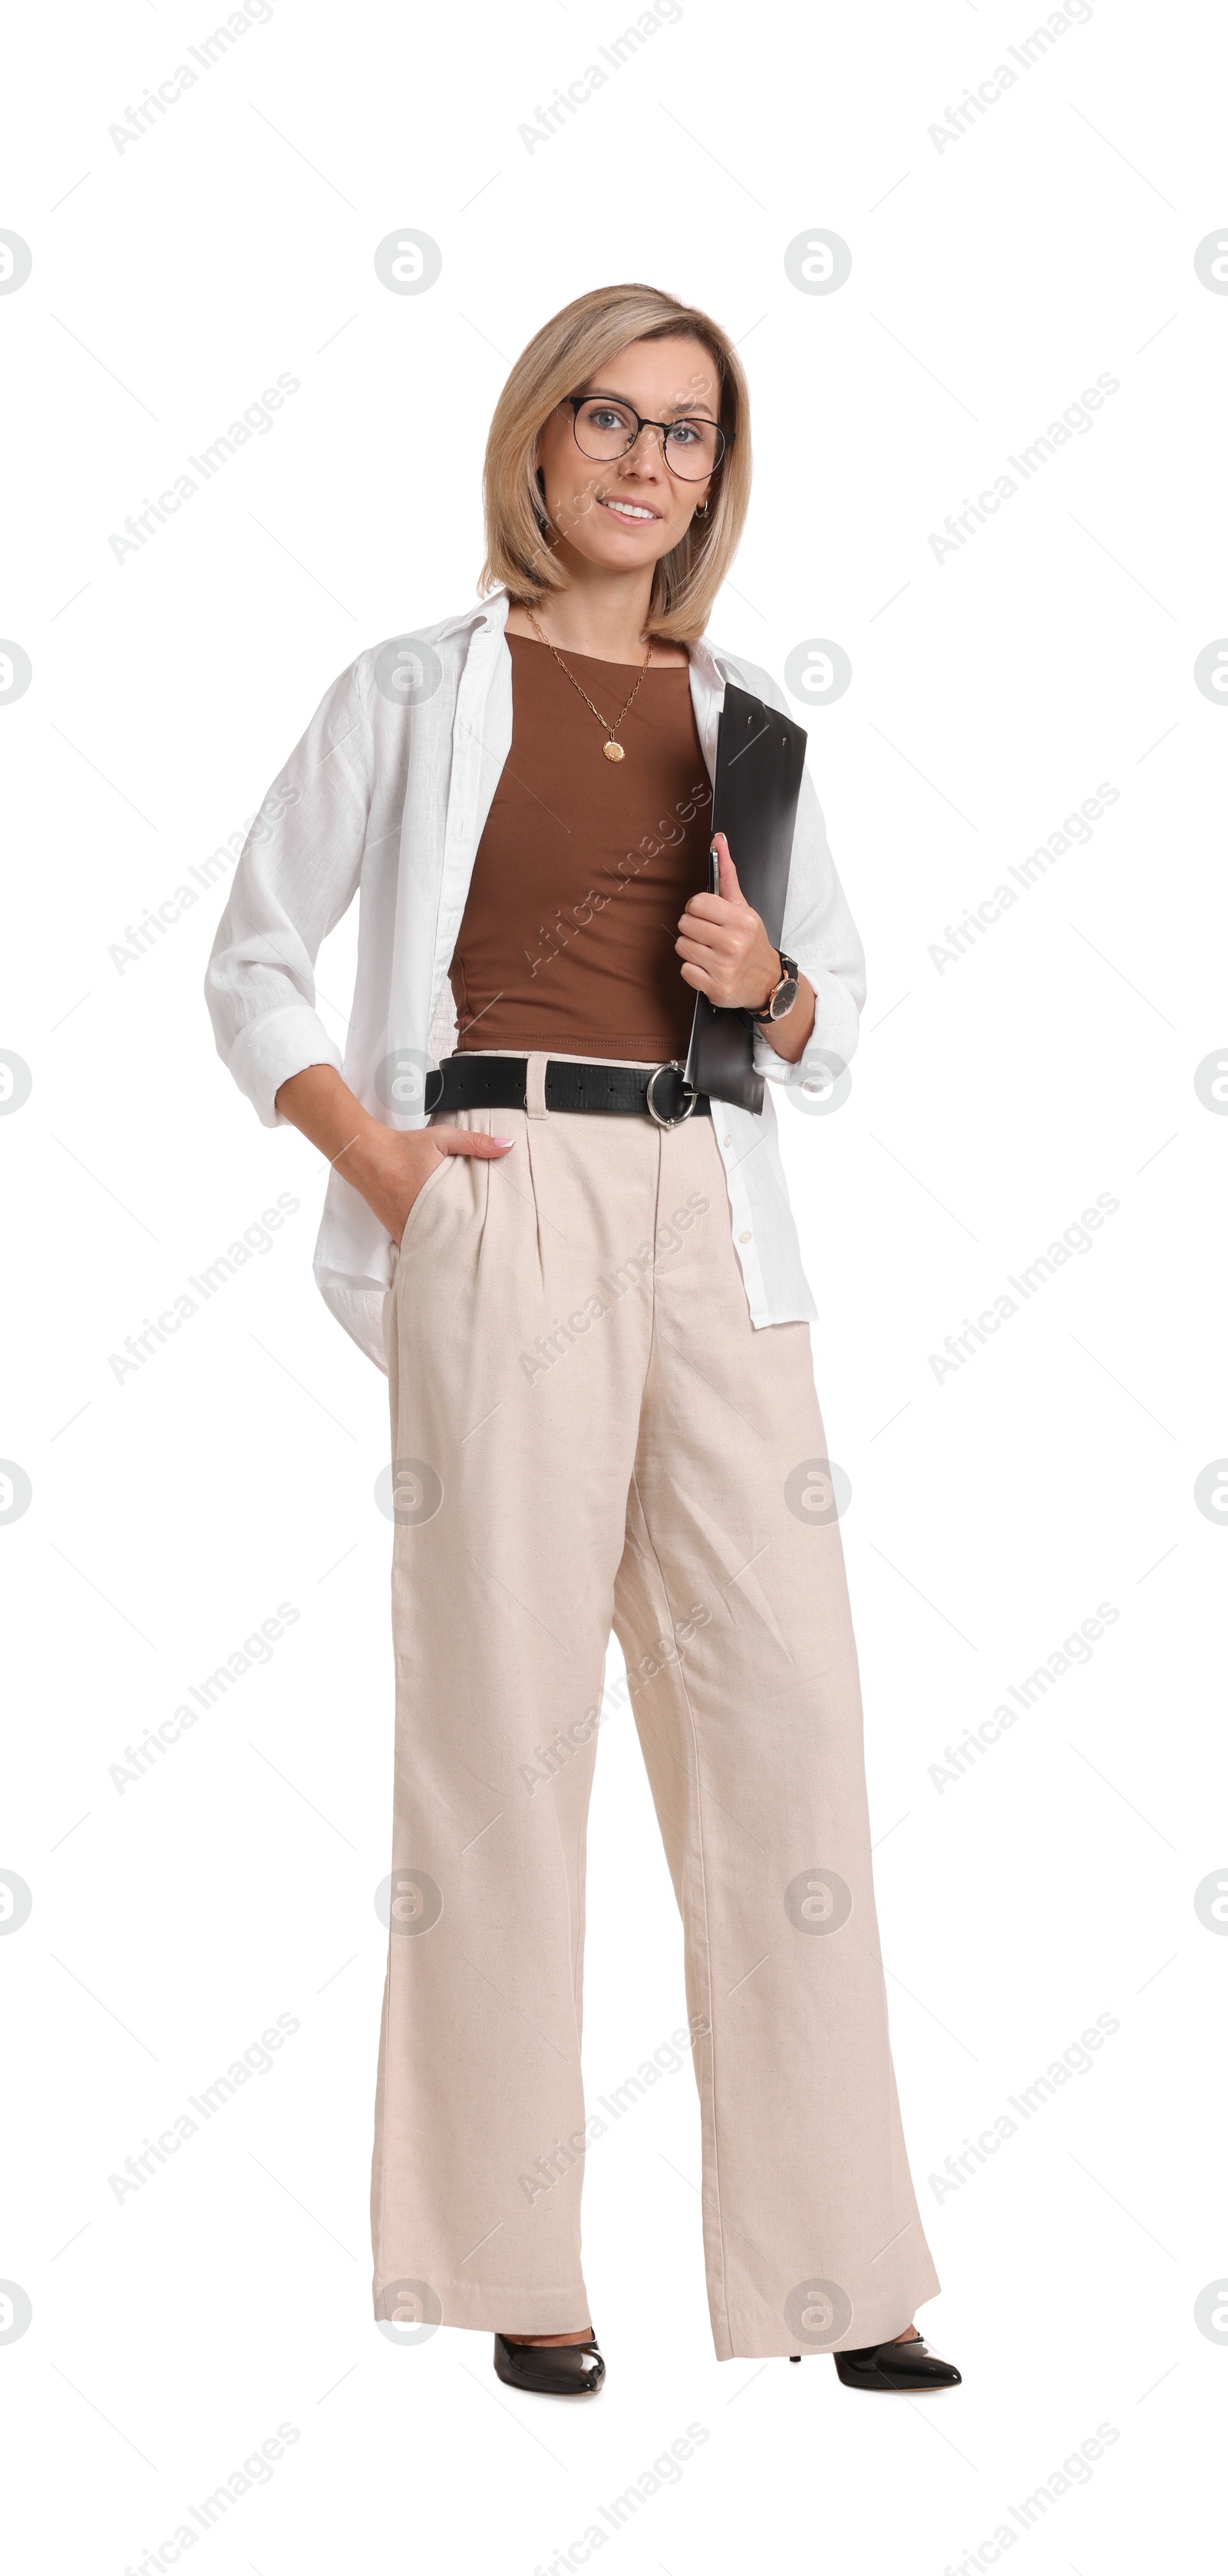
top-left (682, 682), bottom-right (809, 1114)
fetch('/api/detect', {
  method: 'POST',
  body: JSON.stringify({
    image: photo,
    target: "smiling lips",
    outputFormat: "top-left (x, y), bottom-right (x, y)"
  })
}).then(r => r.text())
top-left (599, 494), bottom-right (660, 523)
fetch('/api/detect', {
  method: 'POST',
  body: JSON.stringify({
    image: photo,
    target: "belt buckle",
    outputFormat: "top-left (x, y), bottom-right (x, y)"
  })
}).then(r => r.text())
top-left (645, 1060), bottom-right (698, 1128)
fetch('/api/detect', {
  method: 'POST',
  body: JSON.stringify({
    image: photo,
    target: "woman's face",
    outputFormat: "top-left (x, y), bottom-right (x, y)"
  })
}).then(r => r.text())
top-left (534, 332), bottom-right (718, 576)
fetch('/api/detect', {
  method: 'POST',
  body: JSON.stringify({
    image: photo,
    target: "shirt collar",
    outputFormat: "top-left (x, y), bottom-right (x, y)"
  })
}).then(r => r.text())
top-left (427, 590), bottom-right (511, 647)
top-left (431, 587), bottom-right (734, 681)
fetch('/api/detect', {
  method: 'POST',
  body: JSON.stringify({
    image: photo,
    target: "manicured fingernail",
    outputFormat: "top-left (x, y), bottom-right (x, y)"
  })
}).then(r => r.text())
top-left (494, 1136), bottom-right (514, 1146)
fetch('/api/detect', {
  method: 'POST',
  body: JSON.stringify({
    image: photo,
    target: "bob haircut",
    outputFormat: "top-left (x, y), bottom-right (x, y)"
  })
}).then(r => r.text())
top-left (479, 282), bottom-right (752, 646)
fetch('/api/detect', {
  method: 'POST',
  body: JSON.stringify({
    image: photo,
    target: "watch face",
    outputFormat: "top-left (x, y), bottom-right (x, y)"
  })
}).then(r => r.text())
top-left (771, 976), bottom-right (799, 1020)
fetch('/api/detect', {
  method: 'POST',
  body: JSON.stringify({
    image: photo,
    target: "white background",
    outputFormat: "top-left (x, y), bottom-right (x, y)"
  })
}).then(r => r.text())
top-left (2, 0), bottom-right (1224, 2568)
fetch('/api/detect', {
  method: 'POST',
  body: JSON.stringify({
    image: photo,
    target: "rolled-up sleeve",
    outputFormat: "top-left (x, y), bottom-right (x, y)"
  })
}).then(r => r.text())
top-left (204, 656), bottom-right (373, 1126)
top-left (737, 666), bottom-right (867, 1091)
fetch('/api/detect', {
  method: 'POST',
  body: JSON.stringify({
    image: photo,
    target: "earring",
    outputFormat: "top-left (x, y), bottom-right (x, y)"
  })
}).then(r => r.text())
top-left (695, 501), bottom-right (710, 517)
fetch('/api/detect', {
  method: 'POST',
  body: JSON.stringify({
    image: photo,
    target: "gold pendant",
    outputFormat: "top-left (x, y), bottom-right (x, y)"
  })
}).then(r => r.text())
top-left (603, 739), bottom-right (625, 762)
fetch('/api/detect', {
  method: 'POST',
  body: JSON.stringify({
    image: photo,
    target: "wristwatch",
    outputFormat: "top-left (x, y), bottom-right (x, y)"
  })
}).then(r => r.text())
top-left (751, 949), bottom-right (801, 1023)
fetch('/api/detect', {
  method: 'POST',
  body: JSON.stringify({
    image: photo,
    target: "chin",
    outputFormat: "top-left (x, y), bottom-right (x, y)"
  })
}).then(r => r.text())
top-left (580, 534), bottom-right (662, 570)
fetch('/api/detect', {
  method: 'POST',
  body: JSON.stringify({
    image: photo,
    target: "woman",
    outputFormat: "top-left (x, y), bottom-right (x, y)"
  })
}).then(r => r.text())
top-left (205, 282), bottom-right (960, 2399)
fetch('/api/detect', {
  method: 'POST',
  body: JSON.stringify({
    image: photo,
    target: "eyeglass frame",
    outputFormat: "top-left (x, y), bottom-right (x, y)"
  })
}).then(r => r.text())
top-left (560, 393), bottom-right (733, 482)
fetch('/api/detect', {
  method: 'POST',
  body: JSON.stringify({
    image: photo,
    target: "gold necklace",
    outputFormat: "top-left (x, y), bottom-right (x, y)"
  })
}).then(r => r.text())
top-left (526, 608), bottom-right (653, 761)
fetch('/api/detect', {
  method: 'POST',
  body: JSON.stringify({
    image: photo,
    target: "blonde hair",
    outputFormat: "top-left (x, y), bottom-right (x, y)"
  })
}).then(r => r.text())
top-left (479, 283), bottom-right (751, 645)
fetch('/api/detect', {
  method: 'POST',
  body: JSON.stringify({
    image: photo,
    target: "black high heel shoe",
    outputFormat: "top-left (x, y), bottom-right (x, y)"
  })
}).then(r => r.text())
top-left (830, 2332), bottom-right (961, 2392)
top-left (494, 2332), bottom-right (606, 2396)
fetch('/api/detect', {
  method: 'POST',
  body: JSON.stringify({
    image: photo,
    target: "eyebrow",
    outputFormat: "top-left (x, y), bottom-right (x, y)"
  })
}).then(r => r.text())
top-left (582, 386), bottom-right (718, 422)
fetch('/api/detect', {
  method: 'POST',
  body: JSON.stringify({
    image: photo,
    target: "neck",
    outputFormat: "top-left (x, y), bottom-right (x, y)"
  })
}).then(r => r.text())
top-left (522, 554), bottom-right (656, 663)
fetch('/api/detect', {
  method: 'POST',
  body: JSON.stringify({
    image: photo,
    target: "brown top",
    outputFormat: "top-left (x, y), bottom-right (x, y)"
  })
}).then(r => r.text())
top-left (449, 633), bottom-right (713, 1060)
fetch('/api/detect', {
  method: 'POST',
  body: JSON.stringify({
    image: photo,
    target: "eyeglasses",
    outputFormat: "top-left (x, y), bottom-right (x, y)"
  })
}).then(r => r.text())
top-left (563, 395), bottom-right (731, 482)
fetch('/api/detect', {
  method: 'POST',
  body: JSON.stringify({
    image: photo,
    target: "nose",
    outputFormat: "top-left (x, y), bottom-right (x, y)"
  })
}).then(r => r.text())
top-left (620, 423), bottom-right (667, 471)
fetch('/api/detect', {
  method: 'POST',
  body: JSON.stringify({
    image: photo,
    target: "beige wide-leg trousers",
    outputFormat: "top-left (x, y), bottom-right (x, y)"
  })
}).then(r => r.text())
top-left (371, 1060), bottom-right (939, 2359)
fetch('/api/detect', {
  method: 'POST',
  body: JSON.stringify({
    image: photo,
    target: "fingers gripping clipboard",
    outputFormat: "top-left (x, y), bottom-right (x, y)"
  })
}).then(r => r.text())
top-left (682, 682), bottom-right (809, 1116)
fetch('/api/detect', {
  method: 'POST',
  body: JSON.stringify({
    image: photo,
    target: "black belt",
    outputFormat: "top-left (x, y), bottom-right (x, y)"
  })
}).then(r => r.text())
top-left (423, 1054), bottom-right (709, 1128)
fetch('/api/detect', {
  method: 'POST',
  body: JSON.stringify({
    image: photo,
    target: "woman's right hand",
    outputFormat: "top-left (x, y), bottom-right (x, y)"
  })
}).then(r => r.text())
top-left (272, 1064), bottom-right (514, 1244)
top-left (346, 1120), bottom-right (514, 1245)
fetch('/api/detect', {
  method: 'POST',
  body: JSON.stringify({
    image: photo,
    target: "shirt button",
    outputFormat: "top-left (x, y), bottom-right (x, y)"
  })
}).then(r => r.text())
top-left (738, 1230), bottom-right (751, 1244)
top-left (722, 1133), bottom-right (732, 1146)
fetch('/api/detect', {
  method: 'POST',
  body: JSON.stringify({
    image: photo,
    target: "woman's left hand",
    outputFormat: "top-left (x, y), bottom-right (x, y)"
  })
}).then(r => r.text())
top-left (675, 833), bottom-right (781, 1011)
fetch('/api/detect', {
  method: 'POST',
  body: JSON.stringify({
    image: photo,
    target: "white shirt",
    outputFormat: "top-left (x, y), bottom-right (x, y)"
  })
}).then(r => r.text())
top-left (204, 588), bottom-right (866, 1371)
